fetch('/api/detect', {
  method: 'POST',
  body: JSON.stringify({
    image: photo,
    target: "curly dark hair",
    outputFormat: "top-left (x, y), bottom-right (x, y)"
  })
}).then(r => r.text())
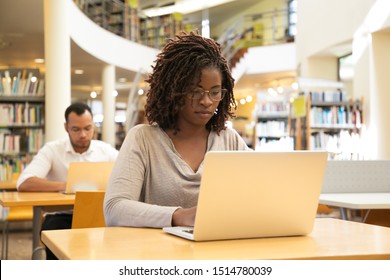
top-left (144, 31), bottom-right (236, 134)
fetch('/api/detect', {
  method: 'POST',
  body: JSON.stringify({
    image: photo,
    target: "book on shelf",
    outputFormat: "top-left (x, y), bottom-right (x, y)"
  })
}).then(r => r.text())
top-left (27, 128), bottom-right (44, 153)
top-left (309, 90), bottom-right (348, 103)
top-left (1, 70), bottom-right (12, 95)
top-left (0, 72), bottom-right (3, 93)
top-left (0, 162), bottom-right (13, 182)
top-left (256, 121), bottom-right (287, 138)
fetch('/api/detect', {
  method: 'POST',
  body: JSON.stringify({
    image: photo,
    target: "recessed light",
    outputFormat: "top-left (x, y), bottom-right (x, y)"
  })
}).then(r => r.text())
top-left (74, 69), bottom-right (84, 74)
top-left (34, 58), bottom-right (45, 63)
top-left (118, 78), bottom-right (127, 83)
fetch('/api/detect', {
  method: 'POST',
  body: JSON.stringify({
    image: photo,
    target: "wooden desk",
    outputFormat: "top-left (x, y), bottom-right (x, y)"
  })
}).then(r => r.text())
top-left (42, 218), bottom-right (390, 260)
top-left (0, 191), bottom-right (75, 259)
top-left (319, 193), bottom-right (390, 220)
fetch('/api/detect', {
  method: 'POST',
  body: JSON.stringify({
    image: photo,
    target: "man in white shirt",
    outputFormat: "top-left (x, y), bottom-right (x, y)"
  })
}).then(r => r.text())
top-left (17, 102), bottom-right (118, 259)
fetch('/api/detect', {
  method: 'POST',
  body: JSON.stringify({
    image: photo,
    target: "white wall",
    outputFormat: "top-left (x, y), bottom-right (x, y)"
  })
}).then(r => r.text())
top-left (298, 57), bottom-right (338, 80)
top-left (246, 43), bottom-right (296, 74)
top-left (296, 0), bottom-right (376, 63)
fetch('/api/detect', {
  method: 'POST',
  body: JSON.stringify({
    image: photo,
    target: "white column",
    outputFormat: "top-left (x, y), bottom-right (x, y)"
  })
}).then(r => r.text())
top-left (102, 64), bottom-right (116, 147)
top-left (369, 32), bottom-right (390, 159)
top-left (44, 0), bottom-right (71, 141)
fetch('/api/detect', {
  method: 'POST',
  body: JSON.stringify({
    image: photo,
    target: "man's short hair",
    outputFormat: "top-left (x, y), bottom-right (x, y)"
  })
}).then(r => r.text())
top-left (65, 103), bottom-right (93, 122)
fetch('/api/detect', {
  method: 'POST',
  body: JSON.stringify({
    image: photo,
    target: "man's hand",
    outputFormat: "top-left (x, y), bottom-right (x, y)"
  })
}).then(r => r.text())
top-left (18, 177), bottom-right (66, 192)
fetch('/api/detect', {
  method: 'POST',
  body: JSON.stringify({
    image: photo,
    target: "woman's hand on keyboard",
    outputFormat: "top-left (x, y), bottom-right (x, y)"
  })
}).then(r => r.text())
top-left (171, 206), bottom-right (197, 226)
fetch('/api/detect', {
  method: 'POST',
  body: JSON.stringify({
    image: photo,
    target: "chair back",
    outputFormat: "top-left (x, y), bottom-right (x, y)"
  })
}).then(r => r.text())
top-left (71, 191), bottom-right (106, 229)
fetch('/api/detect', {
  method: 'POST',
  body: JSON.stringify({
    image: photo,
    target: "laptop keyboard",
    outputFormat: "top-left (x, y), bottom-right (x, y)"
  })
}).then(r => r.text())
top-left (183, 229), bottom-right (194, 234)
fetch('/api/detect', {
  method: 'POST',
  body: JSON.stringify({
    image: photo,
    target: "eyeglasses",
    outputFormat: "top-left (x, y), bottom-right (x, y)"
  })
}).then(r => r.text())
top-left (187, 88), bottom-right (227, 102)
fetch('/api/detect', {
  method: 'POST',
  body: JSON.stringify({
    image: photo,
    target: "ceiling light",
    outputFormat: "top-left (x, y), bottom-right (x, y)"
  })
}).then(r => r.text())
top-left (34, 58), bottom-right (44, 63)
top-left (245, 95), bottom-right (253, 102)
top-left (291, 82), bottom-right (298, 90)
top-left (90, 91), bottom-right (97, 98)
top-left (143, 0), bottom-right (235, 17)
top-left (118, 77), bottom-right (127, 83)
top-left (74, 69), bottom-right (84, 75)
top-left (112, 90), bottom-right (118, 97)
top-left (268, 88), bottom-right (277, 96)
top-left (0, 40), bottom-right (11, 49)
top-left (138, 89), bottom-right (144, 95)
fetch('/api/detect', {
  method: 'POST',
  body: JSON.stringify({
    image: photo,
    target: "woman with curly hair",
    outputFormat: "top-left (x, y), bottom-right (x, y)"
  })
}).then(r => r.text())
top-left (104, 31), bottom-right (250, 228)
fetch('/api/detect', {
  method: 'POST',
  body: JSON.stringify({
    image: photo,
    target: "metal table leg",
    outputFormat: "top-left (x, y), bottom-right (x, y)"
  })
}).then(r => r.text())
top-left (340, 207), bottom-right (347, 220)
top-left (31, 206), bottom-right (45, 260)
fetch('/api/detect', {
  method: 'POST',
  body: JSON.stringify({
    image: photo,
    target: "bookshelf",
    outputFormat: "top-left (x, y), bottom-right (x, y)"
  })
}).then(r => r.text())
top-left (74, 0), bottom-right (140, 42)
top-left (253, 92), bottom-right (293, 151)
top-left (307, 94), bottom-right (363, 151)
top-left (140, 13), bottom-right (184, 49)
top-left (0, 68), bottom-right (45, 182)
top-left (291, 78), bottom-right (363, 159)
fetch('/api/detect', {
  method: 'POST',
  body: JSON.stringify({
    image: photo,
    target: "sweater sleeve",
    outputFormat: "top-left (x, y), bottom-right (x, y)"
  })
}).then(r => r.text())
top-left (104, 125), bottom-right (179, 228)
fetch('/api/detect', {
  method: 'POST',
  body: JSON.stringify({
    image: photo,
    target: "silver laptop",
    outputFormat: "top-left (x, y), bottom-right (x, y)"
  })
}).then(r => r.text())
top-left (163, 151), bottom-right (328, 241)
top-left (63, 161), bottom-right (114, 194)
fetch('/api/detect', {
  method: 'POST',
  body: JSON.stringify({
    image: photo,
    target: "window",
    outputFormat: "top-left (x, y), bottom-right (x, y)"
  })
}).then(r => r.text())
top-left (288, 0), bottom-right (297, 37)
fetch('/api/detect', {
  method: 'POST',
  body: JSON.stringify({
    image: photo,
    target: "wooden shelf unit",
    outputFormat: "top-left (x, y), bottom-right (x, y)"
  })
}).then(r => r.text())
top-left (0, 68), bottom-right (45, 182)
top-left (305, 93), bottom-right (363, 151)
top-left (75, 0), bottom-right (140, 42)
top-left (253, 93), bottom-right (293, 151)
top-left (290, 79), bottom-right (363, 157)
top-left (140, 13), bottom-right (184, 49)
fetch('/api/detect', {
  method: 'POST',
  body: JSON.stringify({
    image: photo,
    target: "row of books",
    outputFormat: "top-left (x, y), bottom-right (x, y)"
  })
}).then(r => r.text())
top-left (140, 14), bottom-right (183, 48)
top-left (256, 121), bottom-right (287, 137)
top-left (255, 101), bottom-right (289, 117)
top-left (0, 133), bottom-right (20, 154)
top-left (0, 162), bottom-right (13, 182)
top-left (0, 129), bottom-right (44, 154)
top-left (76, 0), bottom-right (140, 42)
top-left (0, 157), bottom-right (27, 181)
top-left (140, 14), bottom-right (183, 30)
top-left (309, 106), bottom-right (362, 127)
top-left (0, 103), bottom-right (44, 126)
top-left (308, 90), bottom-right (348, 103)
top-left (309, 130), bottom-right (362, 160)
top-left (0, 70), bottom-right (45, 96)
top-left (255, 136), bottom-right (294, 151)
